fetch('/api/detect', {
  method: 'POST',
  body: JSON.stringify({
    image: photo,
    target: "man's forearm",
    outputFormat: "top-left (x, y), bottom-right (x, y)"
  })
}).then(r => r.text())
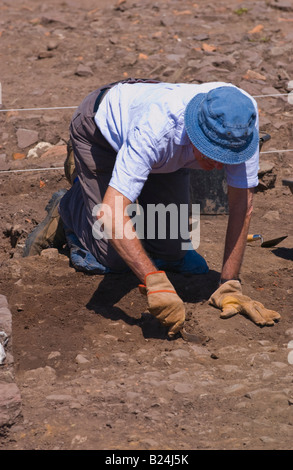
top-left (221, 216), bottom-right (251, 281)
top-left (221, 186), bottom-right (254, 282)
top-left (111, 235), bottom-right (156, 283)
top-left (98, 186), bottom-right (156, 282)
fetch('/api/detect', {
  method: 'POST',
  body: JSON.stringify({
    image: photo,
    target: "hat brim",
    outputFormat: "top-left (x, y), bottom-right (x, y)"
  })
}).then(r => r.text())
top-left (184, 93), bottom-right (259, 165)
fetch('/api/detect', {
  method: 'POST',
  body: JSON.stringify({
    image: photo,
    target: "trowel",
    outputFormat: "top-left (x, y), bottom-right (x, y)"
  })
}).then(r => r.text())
top-left (259, 133), bottom-right (271, 151)
top-left (247, 234), bottom-right (288, 248)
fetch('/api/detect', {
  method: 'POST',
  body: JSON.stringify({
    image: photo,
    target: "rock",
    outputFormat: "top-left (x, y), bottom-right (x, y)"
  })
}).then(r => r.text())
top-left (166, 53), bottom-right (186, 63)
top-left (261, 86), bottom-right (283, 98)
top-left (0, 302), bottom-right (12, 336)
top-left (189, 55), bottom-right (236, 72)
top-left (210, 54), bottom-right (236, 70)
top-left (0, 154), bottom-right (9, 171)
top-left (169, 349), bottom-right (190, 359)
top-left (258, 340), bottom-right (271, 347)
top-left (169, 371), bottom-right (189, 380)
top-left (248, 24), bottom-right (264, 35)
top-left (189, 344), bottom-right (210, 356)
top-left (0, 163), bottom-right (10, 173)
top-left (12, 152), bottom-right (26, 160)
top-left (26, 142), bottom-right (53, 158)
top-left (140, 438), bottom-right (160, 449)
top-left (272, 119), bottom-right (286, 130)
top-left (41, 144), bottom-right (67, 162)
top-left (75, 64), bottom-right (94, 77)
top-left (243, 69), bottom-right (266, 81)
top-left (23, 366), bottom-right (57, 386)
top-left (70, 402), bottom-right (82, 410)
top-left (160, 16), bottom-right (175, 27)
top-left (258, 161), bottom-right (275, 176)
top-left (0, 383), bottom-right (22, 428)
top-left (0, 335), bottom-right (7, 364)
top-left (202, 43), bottom-right (217, 53)
top-left (261, 210), bottom-right (280, 221)
top-left (269, 0), bottom-right (293, 11)
top-left (40, 248), bottom-right (59, 260)
top-left (0, 296), bottom-right (21, 429)
top-left (75, 354), bottom-right (90, 364)
top-left (71, 434), bottom-right (88, 446)
top-left (194, 33), bottom-right (210, 41)
top-left (269, 45), bottom-right (292, 57)
top-left (285, 328), bottom-right (293, 337)
top-left (16, 128), bottom-right (39, 149)
top-left (259, 116), bottom-right (271, 129)
top-left (224, 383), bottom-right (246, 394)
top-left (262, 370), bottom-right (274, 380)
top-left (0, 296), bottom-right (8, 309)
top-left (47, 40), bottom-right (59, 51)
top-left (260, 436), bottom-right (276, 444)
top-left (288, 92), bottom-right (293, 106)
top-left (126, 391), bottom-right (141, 401)
top-left (38, 51), bottom-right (54, 59)
top-left (46, 394), bottom-right (75, 403)
top-left (173, 383), bottom-right (193, 394)
top-left (40, 14), bottom-right (74, 28)
top-left (48, 351), bottom-right (61, 360)
top-left (257, 161), bottom-right (276, 191)
top-left (272, 361), bottom-right (288, 369)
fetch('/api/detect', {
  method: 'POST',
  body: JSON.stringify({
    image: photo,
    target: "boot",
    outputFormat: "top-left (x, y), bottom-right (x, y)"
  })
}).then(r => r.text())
top-left (23, 189), bottom-right (67, 257)
top-left (151, 242), bottom-right (209, 275)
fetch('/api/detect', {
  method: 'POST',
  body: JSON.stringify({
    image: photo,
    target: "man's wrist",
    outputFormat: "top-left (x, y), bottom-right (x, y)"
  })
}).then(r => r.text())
top-left (219, 277), bottom-right (241, 286)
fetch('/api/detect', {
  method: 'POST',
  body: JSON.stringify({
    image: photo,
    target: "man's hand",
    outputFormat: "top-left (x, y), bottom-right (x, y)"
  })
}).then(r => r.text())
top-left (209, 280), bottom-right (281, 326)
top-left (139, 271), bottom-right (185, 337)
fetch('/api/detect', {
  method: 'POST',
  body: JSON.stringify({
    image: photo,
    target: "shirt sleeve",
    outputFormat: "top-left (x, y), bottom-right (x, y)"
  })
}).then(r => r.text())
top-left (224, 96), bottom-right (259, 189)
top-left (224, 148), bottom-right (259, 188)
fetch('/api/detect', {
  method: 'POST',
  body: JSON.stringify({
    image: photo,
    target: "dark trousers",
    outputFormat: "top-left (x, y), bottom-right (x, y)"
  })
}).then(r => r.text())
top-left (59, 81), bottom-right (191, 271)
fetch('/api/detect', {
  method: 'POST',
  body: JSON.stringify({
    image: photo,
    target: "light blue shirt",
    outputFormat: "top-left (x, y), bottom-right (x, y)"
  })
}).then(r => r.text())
top-left (95, 81), bottom-right (259, 202)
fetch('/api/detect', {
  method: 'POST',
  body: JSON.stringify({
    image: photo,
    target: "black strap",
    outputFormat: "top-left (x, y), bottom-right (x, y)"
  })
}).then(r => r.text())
top-left (93, 78), bottom-right (160, 113)
top-left (93, 88), bottom-right (110, 113)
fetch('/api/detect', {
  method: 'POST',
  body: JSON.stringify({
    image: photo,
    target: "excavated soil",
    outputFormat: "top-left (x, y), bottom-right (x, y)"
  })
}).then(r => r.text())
top-left (0, 0), bottom-right (292, 451)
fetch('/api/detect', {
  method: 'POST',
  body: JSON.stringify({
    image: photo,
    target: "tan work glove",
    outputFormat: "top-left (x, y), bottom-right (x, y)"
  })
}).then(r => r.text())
top-left (209, 280), bottom-right (281, 326)
top-left (139, 271), bottom-right (185, 338)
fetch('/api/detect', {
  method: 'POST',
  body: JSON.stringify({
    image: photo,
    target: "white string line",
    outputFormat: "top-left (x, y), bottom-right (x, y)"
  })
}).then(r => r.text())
top-left (0, 167), bottom-right (64, 174)
top-left (0, 92), bottom-right (291, 113)
top-left (0, 106), bottom-right (77, 112)
top-left (260, 149), bottom-right (293, 154)
top-left (253, 93), bottom-right (291, 98)
top-left (1, 148), bottom-right (293, 175)
top-left (0, 92), bottom-right (292, 175)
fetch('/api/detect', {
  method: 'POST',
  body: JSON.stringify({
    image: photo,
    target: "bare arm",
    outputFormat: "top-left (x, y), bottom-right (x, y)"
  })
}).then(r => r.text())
top-left (220, 186), bottom-right (254, 282)
top-left (98, 186), bottom-right (156, 282)
top-left (98, 187), bottom-right (186, 336)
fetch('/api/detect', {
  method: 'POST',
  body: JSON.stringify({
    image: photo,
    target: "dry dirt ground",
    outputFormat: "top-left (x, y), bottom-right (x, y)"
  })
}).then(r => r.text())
top-left (0, 0), bottom-right (292, 451)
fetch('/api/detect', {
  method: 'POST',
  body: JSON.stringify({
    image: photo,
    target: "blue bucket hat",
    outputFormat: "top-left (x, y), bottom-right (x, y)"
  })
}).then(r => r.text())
top-left (184, 86), bottom-right (259, 164)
